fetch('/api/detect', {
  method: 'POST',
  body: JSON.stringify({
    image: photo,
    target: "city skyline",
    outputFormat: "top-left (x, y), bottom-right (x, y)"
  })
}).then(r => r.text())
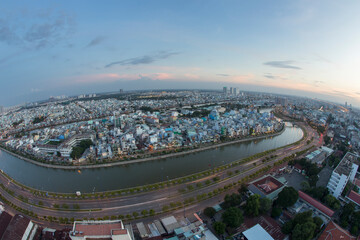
top-left (1, 0), bottom-right (360, 106)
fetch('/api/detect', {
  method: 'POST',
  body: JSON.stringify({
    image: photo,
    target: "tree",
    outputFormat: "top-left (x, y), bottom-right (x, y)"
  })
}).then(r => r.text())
top-left (324, 194), bottom-right (340, 210)
top-left (271, 207), bottom-right (282, 218)
top-left (213, 222), bottom-right (226, 235)
top-left (223, 193), bottom-right (242, 208)
top-left (282, 220), bottom-right (293, 234)
top-left (70, 139), bottom-right (93, 159)
top-left (141, 210), bottom-right (148, 216)
top-left (277, 187), bottom-right (298, 208)
top-left (238, 184), bottom-right (248, 195)
top-left (351, 225), bottom-right (359, 236)
top-left (222, 207), bottom-right (243, 228)
top-left (204, 207), bottom-right (216, 218)
top-left (282, 211), bottom-right (319, 239)
top-left (300, 181), bottom-right (310, 191)
top-left (149, 209), bottom-right (155, 216)
top-left (132, 212), bottom-right (139, 218)
top-left (306, 186), bottom-right (329, 201)
top-left (292, 222), bottom-right (317, 240)
top-left (61, 203), bottom-right (69, 209)
top-left (309, 175), bottom-right (319, 187)
top-left (259, 198), bottom-right (272, 214)
top-left (293, 211), bottom-right (312, 226)
top-left (324, 136), bottom-right (331, 145)
top-left (313, 216), bottom-right (323, 231)
top-left (245, 194), bottom-right (260, 216)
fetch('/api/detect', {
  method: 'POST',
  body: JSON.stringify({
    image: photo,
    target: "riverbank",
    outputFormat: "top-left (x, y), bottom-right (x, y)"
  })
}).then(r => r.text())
top-left (0, 125), bottom-right (286, 170)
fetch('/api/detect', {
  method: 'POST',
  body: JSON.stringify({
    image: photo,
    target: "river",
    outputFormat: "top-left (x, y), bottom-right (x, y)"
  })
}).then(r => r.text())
top-left (0, 122), bottom-right (303, 193)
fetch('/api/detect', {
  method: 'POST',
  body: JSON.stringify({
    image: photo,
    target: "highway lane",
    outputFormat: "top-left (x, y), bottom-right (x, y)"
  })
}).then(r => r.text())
top-left (0, 123), bottom-right (318, 226)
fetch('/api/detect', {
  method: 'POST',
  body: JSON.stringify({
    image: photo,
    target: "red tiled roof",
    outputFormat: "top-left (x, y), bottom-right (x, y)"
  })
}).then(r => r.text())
top-left (0, 211), bottom-right (12, 239)
top-left (251, 176), bottom-right (284, 195)
top-left (298, 191), bottom-right (334, 217)
top-left (354, 179), bottom-right (360, 188)
top-left (112, 229), bottom-right (128, 235)
top-left (347, 190), bottom-right (360, 206)
top-left (235, 215), bottom-right (286, 240)
top-left (2, 214), bottom-right (30, 240)
top-left (294, 163), bottom-right (303, 170)
top-left (318, 221), bottom-right (356, 240)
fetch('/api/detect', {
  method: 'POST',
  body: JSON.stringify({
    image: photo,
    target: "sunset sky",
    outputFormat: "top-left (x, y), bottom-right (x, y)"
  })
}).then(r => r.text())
top-left (1, 0), bottom-right (360, 106)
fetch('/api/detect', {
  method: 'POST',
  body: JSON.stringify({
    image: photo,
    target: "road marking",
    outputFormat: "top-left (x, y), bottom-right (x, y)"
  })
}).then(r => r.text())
top-left (98, 197), bottom-right (168, 211)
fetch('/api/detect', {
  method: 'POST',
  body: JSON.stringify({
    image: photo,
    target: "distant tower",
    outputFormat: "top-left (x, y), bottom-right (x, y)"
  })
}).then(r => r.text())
top-left (0, 106), bottom-right (3, 113)
top-left (229, 87), bottom-right (233, 95)
top-left (120, 89), bottom-right (124, 93)
top-left (345, 102), bottom-right (348, 108)
top-left (223, 87), bottom-right (227, 95)
top-left (233, 88), bottom-right (238, 95)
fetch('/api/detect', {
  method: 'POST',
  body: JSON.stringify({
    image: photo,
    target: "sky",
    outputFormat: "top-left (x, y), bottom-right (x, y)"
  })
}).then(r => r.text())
top-left (1, 0), bottom-right (360, 107)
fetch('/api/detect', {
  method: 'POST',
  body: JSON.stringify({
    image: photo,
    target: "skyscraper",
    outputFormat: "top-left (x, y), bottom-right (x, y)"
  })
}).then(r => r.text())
top-left (233, 88), bottom-right (238, 95)
top-left (223, 87), bottom-right (227, 95)
top-left (229, 87), bottom-right (233, 95)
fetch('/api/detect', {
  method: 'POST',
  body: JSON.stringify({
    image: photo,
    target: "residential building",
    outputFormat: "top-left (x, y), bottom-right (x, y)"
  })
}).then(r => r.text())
top-left (234, 215), bottom-right (285, 240)
top-left (1, 214), bottom-right (39, 240)
top-left (70, 220), bottom-right (133, 240)
top-left (327, 152), bottom-right (359, 198)
top-left (318, 221), bottom-right (356, 240)
top-left (346, 190), bottom-right (360, 207)
top-left (239, 224), bottom-right (274, 240)
top-left (247, 175), bottom-right (286, 200)
top-left (296, 191), bottom-right (334, 220)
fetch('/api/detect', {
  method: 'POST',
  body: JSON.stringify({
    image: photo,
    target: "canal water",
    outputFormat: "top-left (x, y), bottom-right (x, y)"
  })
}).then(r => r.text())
top-left (0, 123), bottom-right (303, 193)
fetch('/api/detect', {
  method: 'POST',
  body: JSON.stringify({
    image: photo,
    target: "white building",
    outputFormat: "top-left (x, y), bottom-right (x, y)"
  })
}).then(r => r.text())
top-left (327, 152), bottom-right (359, 198)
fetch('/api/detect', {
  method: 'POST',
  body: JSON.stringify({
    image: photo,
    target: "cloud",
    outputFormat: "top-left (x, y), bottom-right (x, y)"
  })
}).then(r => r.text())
top-left (264, 74), bottom-right (275, 79)
top-left (105, 51), bottom-right (179, 68)
top-left (0, 19), bottom-right (21, 45)
top-left (86, 36), bottom-right (106, 48)
top-left (263, 73), bottom-right (289, 81)
top-left (67, 72), bottom-right (174, 85)
top-left (263, 60), bottom-right (302, 70)
top-left (0, 10), bottom-right (75, 49)
top-left (216, 73), bottom-right (230, 77)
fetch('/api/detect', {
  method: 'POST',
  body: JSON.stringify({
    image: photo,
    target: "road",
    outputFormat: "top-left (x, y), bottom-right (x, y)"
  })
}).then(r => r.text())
top-left (0, 122), bottom-right (319, 228)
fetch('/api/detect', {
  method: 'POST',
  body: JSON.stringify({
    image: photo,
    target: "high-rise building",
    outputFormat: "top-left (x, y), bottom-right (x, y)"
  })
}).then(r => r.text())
top-left (223, 87), bottom-right (227, 94)
top-left (233, 88), bottom-right (238, 95)
top-left (327, 152), bottom-right (359, 198)
top-left (229, 87), bottom-right (233, 95)
top-left (0, 106), bottom-right (3, 113)
top-left (120, 89), bottom-right (124, 93)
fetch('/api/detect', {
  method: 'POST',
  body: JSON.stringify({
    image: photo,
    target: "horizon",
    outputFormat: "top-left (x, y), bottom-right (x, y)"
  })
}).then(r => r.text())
top-left (1, 1), bottom-right (360, 107)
